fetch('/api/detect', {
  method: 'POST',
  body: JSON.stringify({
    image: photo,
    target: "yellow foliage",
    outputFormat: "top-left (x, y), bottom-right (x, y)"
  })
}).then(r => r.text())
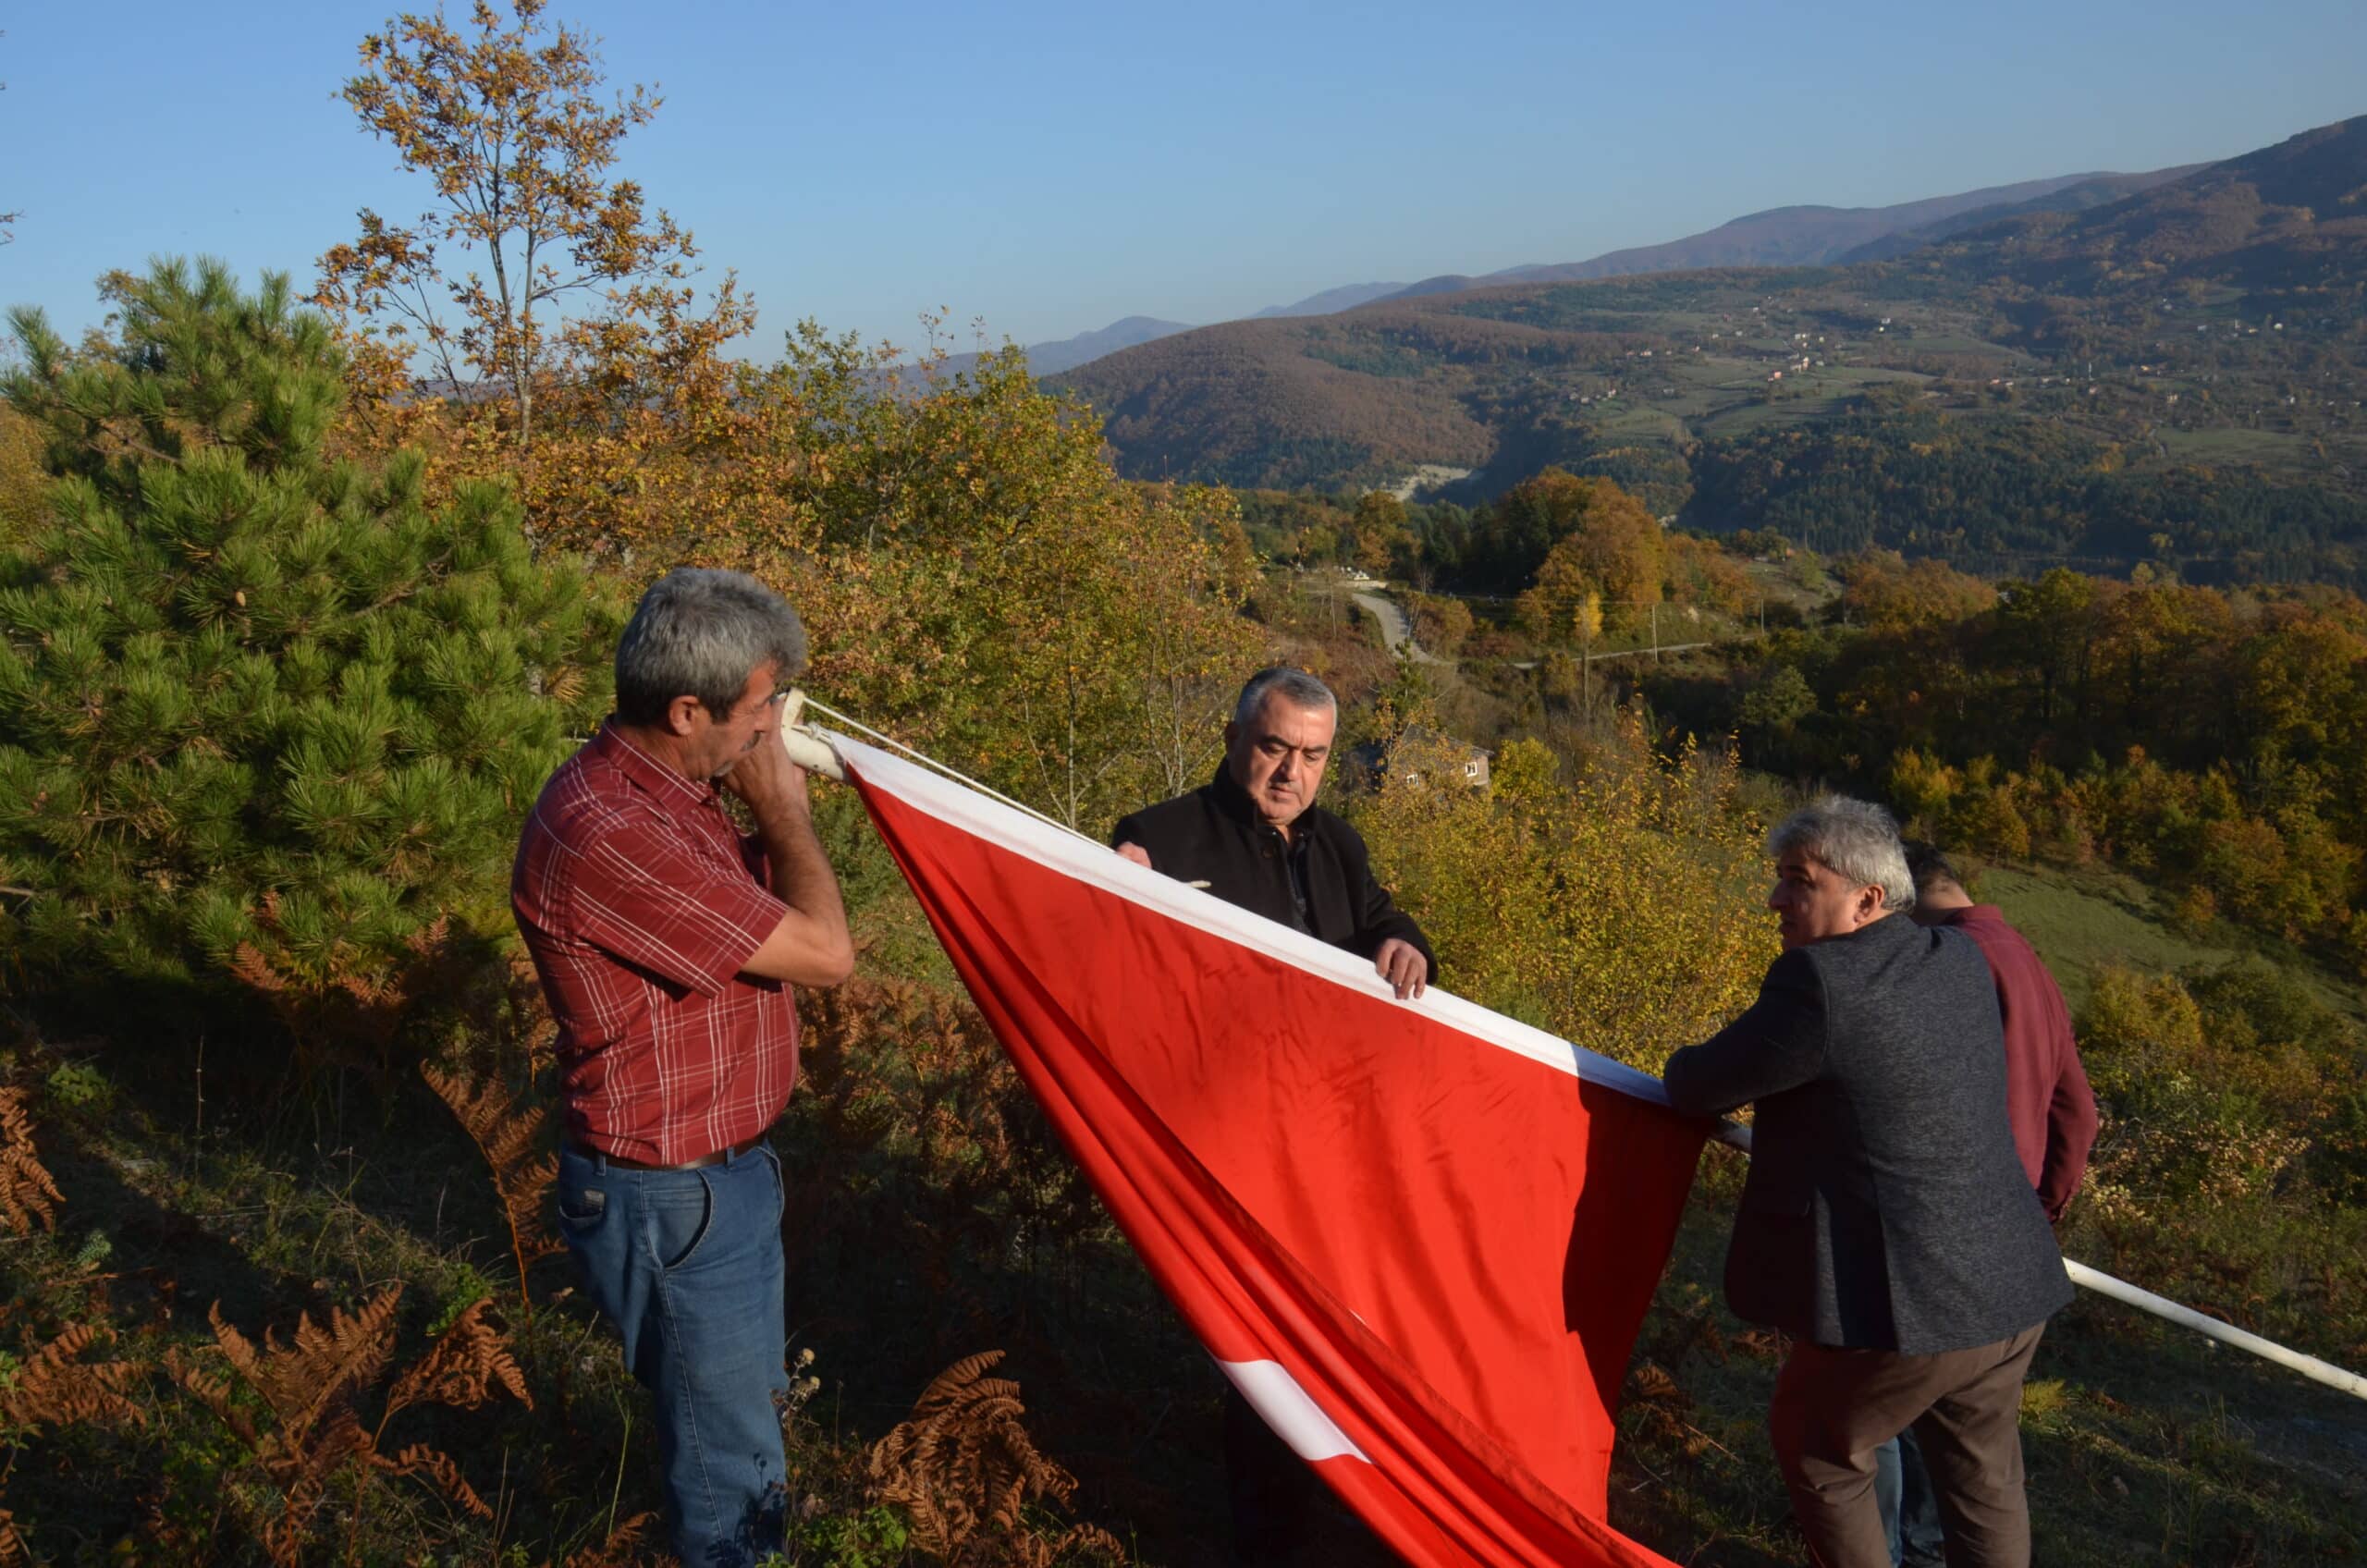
top-left (1353, 704), bottom-right (1775, 1073)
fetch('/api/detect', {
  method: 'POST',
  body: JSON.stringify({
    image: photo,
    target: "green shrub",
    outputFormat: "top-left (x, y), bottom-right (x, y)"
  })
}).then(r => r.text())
top-left (0, 260), bottom-right (622, 1070)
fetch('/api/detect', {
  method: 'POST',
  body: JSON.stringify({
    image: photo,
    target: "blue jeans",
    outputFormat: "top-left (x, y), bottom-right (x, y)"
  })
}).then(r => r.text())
top-left (1874, 1427), bottom-right (1948, 1566)
top-left (558, 1141), bottom-right (791, 1568)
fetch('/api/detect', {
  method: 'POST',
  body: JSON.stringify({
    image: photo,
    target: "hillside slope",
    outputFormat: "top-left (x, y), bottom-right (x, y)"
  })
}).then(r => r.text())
top-left (1055, 116), bottom-right (2367, 579)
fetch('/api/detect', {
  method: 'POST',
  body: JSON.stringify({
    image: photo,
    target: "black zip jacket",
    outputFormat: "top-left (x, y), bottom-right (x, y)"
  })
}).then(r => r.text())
top-left (1110, 765), bottom-right (1437, 981)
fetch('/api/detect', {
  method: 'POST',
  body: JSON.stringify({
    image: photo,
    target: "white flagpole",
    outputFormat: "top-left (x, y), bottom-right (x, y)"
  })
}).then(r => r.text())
top-left (1712, 1121), bottom-right (2367, 1403)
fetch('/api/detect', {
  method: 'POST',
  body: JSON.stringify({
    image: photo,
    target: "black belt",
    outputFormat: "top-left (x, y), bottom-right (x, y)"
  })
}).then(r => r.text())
top-left (570, 1133), bottom-right (766, 1172)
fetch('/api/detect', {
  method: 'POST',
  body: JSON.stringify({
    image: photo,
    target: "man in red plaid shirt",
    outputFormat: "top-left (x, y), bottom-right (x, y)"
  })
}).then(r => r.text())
top-left (513, 568), bottom-right (852, 1566)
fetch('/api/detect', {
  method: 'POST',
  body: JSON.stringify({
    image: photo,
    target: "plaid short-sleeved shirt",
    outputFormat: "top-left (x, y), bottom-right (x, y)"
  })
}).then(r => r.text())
top-left (512, 721), bottom-right (798, 1164)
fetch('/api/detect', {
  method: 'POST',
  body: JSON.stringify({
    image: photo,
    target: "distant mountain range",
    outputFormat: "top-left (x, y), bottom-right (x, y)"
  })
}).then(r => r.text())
top-left (1046, 114), bottom-right (2367, 582)
top-left (971, 165), bottom-right (2205, 376)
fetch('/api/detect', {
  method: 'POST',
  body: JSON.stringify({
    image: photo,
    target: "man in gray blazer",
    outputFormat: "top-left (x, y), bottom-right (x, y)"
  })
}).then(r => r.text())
top-left (1662, 797), bottom-right (2071, 1568)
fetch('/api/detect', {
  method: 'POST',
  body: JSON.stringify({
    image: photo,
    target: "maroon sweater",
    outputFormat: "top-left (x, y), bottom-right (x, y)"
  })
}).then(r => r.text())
top-left (1936, 905), bottom-right (2098, 1219)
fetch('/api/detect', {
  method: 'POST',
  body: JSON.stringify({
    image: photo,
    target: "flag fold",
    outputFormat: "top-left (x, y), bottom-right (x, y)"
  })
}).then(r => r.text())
top-left (837, 732), bottom-right (1706, 1568)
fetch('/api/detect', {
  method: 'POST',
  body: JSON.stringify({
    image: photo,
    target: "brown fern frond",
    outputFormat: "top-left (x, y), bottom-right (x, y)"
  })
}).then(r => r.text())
top-left (868, 1351), bottom-right (1096, 1561)
top-left (561, 1511), bottom-right (657, 1568)
top-left (382, 1296), bottom-right (532, 1419)
top-left (287, 1405), bottom-right (375, 1495)
top-left (1049, 1523), bottom-right (1129, 1563)
top-left (200, 1287), bottom-right (403, 1446)
top-left (163, 1346), bottom-right (262, 1451)
top-left (0, 1510), bottom-right (25, 1568)
top-left (423, 1064), bottom-right (564, 1300)
top-left (227, 941), bottom-right (292, 996)
top-left (0, 1088), bottom-right (63, 1236)
top-left (907, 1350), bottom-right (1016, 1419)
top-left (379, 1441), bottom-right (492, 1518)
top-left (0, 1322), bottom-right (145, 1431)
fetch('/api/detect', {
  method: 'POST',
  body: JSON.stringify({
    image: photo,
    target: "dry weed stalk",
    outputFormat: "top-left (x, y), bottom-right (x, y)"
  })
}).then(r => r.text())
top-left (422, 1064), bottom-right (564, 1309)
top-left (0, 1087), bottom-right (63, 1236)
top-left (868, 1351), bottom-right (1124, 1566)
top-left (1622, 1359), bottom-right (1734, 1464)
top-left (166, 1287), bottom-right (529, 1565)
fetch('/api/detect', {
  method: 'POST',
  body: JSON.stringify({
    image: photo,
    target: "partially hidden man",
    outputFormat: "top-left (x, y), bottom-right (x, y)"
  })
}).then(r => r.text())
top-left (1112, 667), bottom-right (1436, 1564)
top-left (513, 569), bottom-right (853, 1567)
top-left (1662, 797), bottom-right (2071, 1568)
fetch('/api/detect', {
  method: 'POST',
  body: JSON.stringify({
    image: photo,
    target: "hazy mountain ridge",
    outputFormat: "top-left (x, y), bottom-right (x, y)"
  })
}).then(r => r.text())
top-left (1253, 282), bottom-right (1409, 318)
top-left (1050, 114), bottom-right (2367, 578)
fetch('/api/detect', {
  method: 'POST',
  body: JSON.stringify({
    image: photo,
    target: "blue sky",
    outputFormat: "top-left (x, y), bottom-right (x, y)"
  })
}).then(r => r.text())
top-left (4, 0), bottom-right (2362, 356)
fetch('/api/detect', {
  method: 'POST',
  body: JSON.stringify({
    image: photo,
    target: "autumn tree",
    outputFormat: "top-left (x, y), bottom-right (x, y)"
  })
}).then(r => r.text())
top-left (1839, 550), bottom-right (1997, 632)
top-left (318, 0), bottom-right (717, 445)
top-left (777, 340), bottom-right (1268, 832)
top-left (1347, 491), bottom-right (1411, 577)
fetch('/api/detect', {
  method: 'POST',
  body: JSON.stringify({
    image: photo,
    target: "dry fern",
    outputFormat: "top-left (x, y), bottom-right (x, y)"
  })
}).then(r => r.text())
top-left (559, 1510), bottom-right (657, 1567)
top-left (0, 1087), bottom-right (63, 1236)
top-left (423, 1064), bottom-right (563, 1310)
top-left (0, 1322), bottom-right (146, 1432)
top-left (167, 1285), bottom-right (530, 1566)
top-left (381, 1295), bottom-right (530, 1418)
top-left (0, 1323), bottom-right (148, 1565)
top-left (868, 1351), bottom-right (1122, 1564)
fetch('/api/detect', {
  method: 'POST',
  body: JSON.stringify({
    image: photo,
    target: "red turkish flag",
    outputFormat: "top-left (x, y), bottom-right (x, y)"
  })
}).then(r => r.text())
top-left (839, 734), bottom-right (1705, 1568)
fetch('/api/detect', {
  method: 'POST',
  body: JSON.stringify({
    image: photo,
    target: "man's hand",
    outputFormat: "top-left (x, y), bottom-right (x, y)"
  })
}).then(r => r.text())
top-left (723, 725), bottom-right (811, 822)
top-left (1375, 937), bottom-right (1429, 1000)
top-left (1114, 841), bottom-right (1153, 869)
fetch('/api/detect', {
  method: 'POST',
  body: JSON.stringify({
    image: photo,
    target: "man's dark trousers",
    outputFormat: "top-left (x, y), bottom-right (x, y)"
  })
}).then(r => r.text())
top-left (1772, 1326), bottom-right (2045, 1568)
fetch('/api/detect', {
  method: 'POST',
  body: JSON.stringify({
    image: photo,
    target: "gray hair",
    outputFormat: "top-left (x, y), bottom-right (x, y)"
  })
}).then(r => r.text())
top-left (1768, 795), bottom-right (1917, 913)
top-left (615, 569), bottom-right (808, 725)
top-left (1233, 667), bottom-right (1337, 726)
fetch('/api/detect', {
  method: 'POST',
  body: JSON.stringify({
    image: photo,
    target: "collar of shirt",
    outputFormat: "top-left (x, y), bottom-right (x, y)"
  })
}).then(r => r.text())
top-left (592, 719), bottom-right (723, 813)
top-left (1208, 760), bottom-right (1319, 846)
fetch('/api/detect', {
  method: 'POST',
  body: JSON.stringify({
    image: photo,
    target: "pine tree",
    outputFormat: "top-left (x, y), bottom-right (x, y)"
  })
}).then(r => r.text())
top-left (0, 259), bottom-right (621, 1070)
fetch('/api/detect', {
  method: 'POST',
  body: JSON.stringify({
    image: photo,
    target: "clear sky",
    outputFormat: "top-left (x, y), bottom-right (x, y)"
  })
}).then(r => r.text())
top-left (4, 0), bottom-right (2362, 356)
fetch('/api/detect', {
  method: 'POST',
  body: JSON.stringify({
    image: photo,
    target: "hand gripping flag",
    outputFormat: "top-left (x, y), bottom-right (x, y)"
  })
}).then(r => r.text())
top-left (835, 731), bottom-right (1707, 1568)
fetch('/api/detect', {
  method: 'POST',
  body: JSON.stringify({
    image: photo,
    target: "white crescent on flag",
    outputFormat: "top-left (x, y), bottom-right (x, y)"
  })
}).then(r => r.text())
top-left (835, 729), bottom-right (1709, 1568)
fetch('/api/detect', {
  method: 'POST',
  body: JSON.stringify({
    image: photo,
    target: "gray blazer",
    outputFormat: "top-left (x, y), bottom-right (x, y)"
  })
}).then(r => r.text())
top-left (1663, 914), bottom-right (2072, 1354)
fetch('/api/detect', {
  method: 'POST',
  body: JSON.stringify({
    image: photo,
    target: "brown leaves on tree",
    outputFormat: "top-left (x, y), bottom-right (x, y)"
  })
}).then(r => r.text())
top-left (319, 0), bottom-right (693, 446)
top-left (422, 1063), bottom-right (564, 1309)
top-left (0, 1088), bottom-right (62, 1236)
top-left (867, 1351), bottom-right (1124, 1565)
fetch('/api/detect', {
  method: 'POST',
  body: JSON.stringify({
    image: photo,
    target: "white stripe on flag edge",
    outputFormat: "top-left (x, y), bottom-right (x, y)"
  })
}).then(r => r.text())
top-left (829, 729), bottom-right (1674, 1107)
top-left (1219, 1359), bottom-right (1371, 1464)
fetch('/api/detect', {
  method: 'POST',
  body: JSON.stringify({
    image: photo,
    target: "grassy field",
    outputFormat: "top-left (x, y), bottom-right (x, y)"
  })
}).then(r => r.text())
top-left (1963, 860), bottom-right (2363, 1023)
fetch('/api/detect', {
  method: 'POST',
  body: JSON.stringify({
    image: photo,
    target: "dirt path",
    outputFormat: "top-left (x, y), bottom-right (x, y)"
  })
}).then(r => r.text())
top-left (1352, 590), bottom-right (1449, 665)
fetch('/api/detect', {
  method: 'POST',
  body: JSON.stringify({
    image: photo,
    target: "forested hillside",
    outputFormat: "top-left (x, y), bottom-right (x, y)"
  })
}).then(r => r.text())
top-left (1056, 116), bottom-right (2367, 583)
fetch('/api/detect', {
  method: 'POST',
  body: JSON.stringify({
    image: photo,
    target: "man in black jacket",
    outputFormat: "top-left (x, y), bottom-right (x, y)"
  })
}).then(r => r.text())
top-left (1114, 667), bottom-right (1434, 998)
top-left (1112, 666), bottom-right (1435, 1562)
top-left (1662, 797), bottom-right (2070, 1568)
